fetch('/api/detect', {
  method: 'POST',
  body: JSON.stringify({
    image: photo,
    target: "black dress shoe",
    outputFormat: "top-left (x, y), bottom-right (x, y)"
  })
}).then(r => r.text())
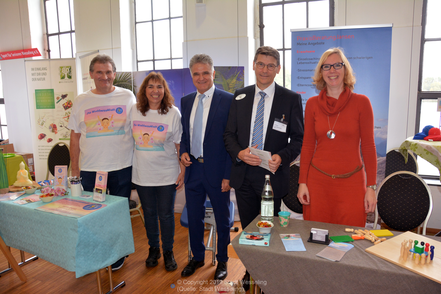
top-left (241, 271), bottom-right (250, 291)
top-left (145, 247), bottom-right (161, 267)
top-left (181, 259), bottom-right (204, 277)
top-left (214, 261), bottom-right (227, 280)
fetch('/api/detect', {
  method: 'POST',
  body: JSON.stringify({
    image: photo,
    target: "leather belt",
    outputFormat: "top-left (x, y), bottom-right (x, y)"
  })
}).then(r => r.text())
top-left (311, 162), bottom-right (363, 179)
top-left (191, 155), bottom-right (204, 163)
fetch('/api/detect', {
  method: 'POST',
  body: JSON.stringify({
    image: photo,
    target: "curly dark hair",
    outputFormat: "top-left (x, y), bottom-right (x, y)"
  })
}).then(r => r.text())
top-left (137, 72), bottom-right (175, 115)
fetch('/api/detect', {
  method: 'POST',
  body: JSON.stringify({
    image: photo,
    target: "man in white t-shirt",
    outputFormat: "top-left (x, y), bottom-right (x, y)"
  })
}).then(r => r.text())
top-left (68, 54), bottom-right (136, 271)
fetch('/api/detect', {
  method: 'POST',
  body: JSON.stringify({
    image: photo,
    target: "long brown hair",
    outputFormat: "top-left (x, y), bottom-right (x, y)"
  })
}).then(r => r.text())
top-left (137, 72), bottom-right (174, 115)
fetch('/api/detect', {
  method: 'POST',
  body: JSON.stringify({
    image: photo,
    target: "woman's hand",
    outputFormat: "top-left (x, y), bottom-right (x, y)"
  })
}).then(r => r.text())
top-left (297, 183), bottom-right (310, 205)
top-left (175, 171), bottom-right (185, 190)
top-left (364, 187), bottom-right (377, 213)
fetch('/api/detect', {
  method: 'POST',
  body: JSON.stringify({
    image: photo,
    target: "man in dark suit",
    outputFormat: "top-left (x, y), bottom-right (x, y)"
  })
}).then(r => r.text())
top-left (180, 54), bottom-right (233, 281)
top-left (224, 46), bottom-right (304, 230)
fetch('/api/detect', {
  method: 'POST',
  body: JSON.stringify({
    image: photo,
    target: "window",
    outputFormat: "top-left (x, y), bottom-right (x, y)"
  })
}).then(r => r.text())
top-left (44, 0), bottom-right (76, 59)
top-left (0, 69), bottom-right (7, 140)
top-left (259, 0), bottom-right (333, 88)
top-left (135, 0), bottom-right (183, 71)
top-left (416, 0), bottom-right (441, 178)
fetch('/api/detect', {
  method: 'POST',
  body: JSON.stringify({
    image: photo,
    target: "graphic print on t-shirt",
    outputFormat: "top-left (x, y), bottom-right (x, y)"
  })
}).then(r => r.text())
top-left (133, 121), bottom-right (168, 151)
top-left (84, 105), bottom-right (127, 138)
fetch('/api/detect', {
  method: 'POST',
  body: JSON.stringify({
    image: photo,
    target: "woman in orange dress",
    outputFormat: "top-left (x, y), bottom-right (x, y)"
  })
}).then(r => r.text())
top-left (297, 48), bottom-right (377, 227)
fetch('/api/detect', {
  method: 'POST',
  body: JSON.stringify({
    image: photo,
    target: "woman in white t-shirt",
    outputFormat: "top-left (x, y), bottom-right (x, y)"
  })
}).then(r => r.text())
top-left (131, 72), bottom-right (184, 272)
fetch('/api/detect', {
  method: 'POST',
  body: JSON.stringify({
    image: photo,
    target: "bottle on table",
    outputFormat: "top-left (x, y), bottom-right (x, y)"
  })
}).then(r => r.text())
top-left (260, 174), bottom-right (274, 222)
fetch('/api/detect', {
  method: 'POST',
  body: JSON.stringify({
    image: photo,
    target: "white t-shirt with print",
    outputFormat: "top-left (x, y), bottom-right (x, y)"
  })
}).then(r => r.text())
top-left (131, 105), bottom-right (182, 186)
top-left (68, 86), bottom-right (136, 172)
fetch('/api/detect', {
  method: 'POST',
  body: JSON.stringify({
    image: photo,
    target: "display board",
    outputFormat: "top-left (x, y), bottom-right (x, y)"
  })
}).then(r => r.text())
top-left (291, 25), bottom-right (392, 158)
top-left (25, 59), bottom-right (77, 181)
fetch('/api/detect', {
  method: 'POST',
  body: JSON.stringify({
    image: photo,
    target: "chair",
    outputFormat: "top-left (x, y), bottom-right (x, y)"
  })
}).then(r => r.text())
top-left (46, 142), bottom-right (71, 180)
top-left (180, 199), bottom-right (235, 265)
top-left (373, 171), bottom-right (433, 235)
top-left (129, 189), bottom-right (145, 225)
top-left (282, 161), bottom-right (303, 214)
top-left (385, 148), bottom-right (418, 178)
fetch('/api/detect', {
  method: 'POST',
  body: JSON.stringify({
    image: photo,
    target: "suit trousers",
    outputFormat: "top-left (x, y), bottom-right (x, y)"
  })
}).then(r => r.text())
top-left (184, 158), bottom-right (231, 262)
top-left (235, 165), bottom-right (281, 230)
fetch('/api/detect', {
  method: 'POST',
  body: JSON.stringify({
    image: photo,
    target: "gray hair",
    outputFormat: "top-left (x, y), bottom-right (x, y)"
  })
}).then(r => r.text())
top-left (89, 54), bottom-right (116, 73)
top-left (189, 54), bottom-right (214, 72)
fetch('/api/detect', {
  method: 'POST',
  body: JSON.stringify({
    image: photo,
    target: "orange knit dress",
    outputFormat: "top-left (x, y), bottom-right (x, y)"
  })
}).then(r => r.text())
top-left (299, 87), bottom-right (377, 227)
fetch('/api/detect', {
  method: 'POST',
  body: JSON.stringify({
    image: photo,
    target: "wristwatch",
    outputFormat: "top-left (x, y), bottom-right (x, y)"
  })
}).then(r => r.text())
top-left (367, 185), bottom-right (377, 191)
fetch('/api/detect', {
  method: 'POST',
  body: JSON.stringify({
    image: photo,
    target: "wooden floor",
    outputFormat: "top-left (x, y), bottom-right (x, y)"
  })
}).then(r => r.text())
top-left (0, 213), bottom-right (246, 294)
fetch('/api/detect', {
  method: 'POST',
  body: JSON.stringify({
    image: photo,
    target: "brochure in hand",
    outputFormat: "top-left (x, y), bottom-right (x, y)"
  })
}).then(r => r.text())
top-left (239, 231), bottom-right (271, 246)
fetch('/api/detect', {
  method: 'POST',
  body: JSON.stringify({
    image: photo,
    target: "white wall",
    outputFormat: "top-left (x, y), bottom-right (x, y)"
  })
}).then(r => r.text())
top-left (0, 0), bottom-right (34, 154)
top-left (183, 0), bottom-right (254, 84)
top-left (335, 0), bottom-right (422, 150)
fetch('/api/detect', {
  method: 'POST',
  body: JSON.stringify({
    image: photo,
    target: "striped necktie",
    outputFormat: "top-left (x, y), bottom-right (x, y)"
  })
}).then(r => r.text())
top-left (251, 91), bottom-right (266, 150)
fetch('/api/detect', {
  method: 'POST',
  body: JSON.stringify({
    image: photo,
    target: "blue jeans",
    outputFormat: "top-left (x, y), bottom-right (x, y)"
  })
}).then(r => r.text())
top-left (135, 184), bottom-right (176, 251)
top-left (80, 167), bottom-right (132, 205)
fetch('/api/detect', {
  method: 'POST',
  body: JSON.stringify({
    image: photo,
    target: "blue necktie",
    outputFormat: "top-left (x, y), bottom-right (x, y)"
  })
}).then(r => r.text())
top-left (251, 91), bottom-right (265, 150)
top-left (192, 94), bottom-right (205, 158)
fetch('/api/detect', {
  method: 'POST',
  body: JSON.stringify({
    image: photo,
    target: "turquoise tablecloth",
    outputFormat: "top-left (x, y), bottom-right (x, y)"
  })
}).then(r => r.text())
top-left (0, 192), bottom-right (135, 278)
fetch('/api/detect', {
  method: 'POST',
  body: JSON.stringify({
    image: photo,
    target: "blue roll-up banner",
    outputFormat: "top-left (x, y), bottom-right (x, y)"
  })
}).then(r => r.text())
top-left (291, 25), bottom-right (392, 159)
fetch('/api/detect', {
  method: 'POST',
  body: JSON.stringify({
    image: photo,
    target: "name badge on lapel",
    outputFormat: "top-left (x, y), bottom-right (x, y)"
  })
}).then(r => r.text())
top-left (273, 115), bottom-right (287, 133)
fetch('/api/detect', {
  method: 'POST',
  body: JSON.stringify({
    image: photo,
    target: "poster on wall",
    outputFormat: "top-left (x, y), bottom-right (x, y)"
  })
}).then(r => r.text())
top-left (291, 25), bottom-right (392, 180)
top-left (130, 66), bottom-right (244, 111)
top-left (25, 59), bottom-right (77, 181)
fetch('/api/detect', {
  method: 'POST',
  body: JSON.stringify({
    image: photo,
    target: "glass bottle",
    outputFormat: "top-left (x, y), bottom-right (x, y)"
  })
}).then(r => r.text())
top-left (260, 174), bottom-right (274, 222)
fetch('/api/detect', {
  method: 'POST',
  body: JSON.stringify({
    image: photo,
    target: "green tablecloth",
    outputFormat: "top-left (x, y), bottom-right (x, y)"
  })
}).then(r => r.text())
top-left (3, 153), bottom-right (32, 186)
top-left (400, 137), bottom-right (441, 180)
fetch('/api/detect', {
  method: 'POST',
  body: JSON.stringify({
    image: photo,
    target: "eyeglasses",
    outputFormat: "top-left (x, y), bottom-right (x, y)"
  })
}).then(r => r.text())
top-left (321, 62), bottom-right (345, 71)
top-left (255, 62), bottom-right (278, 71)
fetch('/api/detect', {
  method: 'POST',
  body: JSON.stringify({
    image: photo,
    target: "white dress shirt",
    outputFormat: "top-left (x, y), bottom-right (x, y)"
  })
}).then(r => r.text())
top-left (249, 82), bottom-right (275, 149)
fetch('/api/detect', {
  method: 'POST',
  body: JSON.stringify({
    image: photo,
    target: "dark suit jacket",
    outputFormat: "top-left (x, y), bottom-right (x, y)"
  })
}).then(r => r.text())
top-left (180, 88), bottom-right (233, 188)
top-left (223, 83), bottom-right (304, 198)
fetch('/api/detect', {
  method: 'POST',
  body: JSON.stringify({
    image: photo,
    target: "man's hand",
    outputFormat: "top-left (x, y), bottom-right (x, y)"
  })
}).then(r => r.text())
top-left (221, 179), bottom-right (231, 192)
top-left (238, 146), bottom-right (262, 166)
top-left (180, 152), bottom-right (192, 167)
top-left (268, 154), bottom-right (282, 173)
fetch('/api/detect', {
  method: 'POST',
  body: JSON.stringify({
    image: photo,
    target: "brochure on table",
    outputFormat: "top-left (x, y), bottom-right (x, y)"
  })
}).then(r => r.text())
top-left (36, 198), bottom-right (107, 218)
top-left (239, 231), bottom-right (271, 246)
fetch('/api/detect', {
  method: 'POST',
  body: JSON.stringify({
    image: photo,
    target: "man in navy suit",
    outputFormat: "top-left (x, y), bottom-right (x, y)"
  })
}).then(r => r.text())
top-left (224, 46), bottom-right (304, 230)
top-left (180, 54), bottom-right (233, 280)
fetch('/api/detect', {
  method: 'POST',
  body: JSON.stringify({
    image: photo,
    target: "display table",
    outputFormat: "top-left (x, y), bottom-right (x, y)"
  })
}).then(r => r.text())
top-left (400, 137), bottom-right (441, 180)
top-left (0, 192), bottom-right (135, 291)
top-left (232, 216), bottom-right (441, 293)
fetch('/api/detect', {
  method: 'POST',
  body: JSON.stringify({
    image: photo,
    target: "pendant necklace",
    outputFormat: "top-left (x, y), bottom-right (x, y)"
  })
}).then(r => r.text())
top-left (327, 112), bottom-right (341, 139)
